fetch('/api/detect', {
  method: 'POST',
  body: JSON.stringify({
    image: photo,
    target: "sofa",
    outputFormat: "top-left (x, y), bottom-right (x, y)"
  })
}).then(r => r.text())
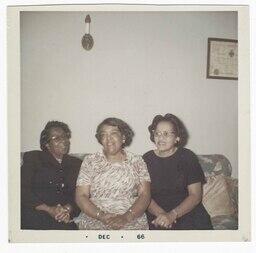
top-left (197, 154), bottom-right (238, 230)
top-left (20, 152), bottom-right (238, 230)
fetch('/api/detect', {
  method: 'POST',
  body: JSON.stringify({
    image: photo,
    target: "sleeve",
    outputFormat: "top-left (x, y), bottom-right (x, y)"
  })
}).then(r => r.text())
top-left (21, 152), bottom-right (44, 208)
top-left (184, 150), bottom-right (206, 186)
top-left (135, 155), bottom-right (151, 183)
top-left (76, 155), bottom-right (94, 186)
top-left (64, 157), bottom-right (82, 217)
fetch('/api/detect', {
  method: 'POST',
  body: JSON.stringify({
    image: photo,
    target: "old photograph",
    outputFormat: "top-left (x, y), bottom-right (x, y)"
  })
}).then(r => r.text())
top-left (7, 4), bottom-right (250, 243)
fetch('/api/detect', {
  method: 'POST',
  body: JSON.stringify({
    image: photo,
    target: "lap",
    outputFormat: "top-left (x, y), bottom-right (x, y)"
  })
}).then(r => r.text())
top-left (21, 208), bottom-right (77, 230)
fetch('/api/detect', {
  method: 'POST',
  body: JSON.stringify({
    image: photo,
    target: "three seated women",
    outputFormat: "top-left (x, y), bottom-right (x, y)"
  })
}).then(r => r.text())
top-left (21, 114), bottom-right (212, 230)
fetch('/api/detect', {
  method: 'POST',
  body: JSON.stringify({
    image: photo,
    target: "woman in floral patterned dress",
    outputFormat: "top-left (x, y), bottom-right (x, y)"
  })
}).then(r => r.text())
top-left (75, 118), bottom-right (151, 230)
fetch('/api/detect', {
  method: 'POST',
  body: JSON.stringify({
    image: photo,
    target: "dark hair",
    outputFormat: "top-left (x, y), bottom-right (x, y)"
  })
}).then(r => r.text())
top-left (40, 121), bottom-right (71, 151)
top-left (95, 118), bottom-right (134, 147)
top-left (148, 113), bottom-right (188, 147)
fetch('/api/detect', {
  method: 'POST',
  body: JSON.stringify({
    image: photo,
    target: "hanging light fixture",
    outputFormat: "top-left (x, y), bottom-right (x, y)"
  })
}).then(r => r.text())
top-left (82, 15), bottom-right (94, 51)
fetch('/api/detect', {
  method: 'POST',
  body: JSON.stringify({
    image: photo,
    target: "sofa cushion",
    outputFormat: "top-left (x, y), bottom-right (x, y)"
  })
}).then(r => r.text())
top-left (198, 155), bottom-right (232, 177)
top-left (225, 177), bottom-right (238, 214)
top-left (202, 174), bottom-right (236, 217)
top-left (211, 214), bottom-right (238, 230)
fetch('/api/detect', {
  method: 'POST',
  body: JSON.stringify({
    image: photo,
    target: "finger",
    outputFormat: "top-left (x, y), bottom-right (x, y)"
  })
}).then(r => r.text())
top-left (105, 216), bottom-right (116, 224)
top-left (56, 212), bottom-right (69, 221)
top-left (56, 215), bottom-right (69, 222)
top-left (152, 221), bottom-right (158, 227)
top-left (159, 222), bottom-right (165, 227)
top-left (55, 211), bottom-right (66, 220)
top-left (56, 204), bottom-right (63, 212)
top-left (107, 219), bottom-right (118, 226)
top-left (158, 219), bottom-right (168, 227)
top-left (109, 223), bottom-right (119, 230)
top-left (63, 216), bottom-right (71, 223)
top-left (155, 219), bottom-right (163, 225)
top-left (112, 224), bottom-right (122, 230)
top-left (55, 208), bottom-right (67, 217)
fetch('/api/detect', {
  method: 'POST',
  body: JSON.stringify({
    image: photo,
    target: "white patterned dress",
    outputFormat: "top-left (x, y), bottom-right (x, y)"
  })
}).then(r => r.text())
top-left (76, 150), bottom-right (151, 230)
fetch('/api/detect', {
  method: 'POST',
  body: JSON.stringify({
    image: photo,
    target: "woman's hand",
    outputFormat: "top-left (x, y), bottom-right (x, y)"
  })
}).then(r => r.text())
top-left (106, 214), bottom-right (129, 230)
top-left (48, 204), bottom-right (71, 223)
top-left (98, 213), bottom-right (117, 226)
top-left (35, 203), bottom-right (71, 223)
top-left (152, 211), bottom-right (177, 229)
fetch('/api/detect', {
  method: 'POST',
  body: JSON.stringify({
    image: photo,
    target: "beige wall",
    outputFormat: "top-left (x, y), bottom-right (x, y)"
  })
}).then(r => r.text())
top-left (21, 11), bottom-right (238, 177)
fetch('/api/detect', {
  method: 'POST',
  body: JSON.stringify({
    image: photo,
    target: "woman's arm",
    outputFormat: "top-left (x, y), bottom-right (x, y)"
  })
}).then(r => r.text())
top-left (107, 181), bottom-right (151, 229)
top-left (75, 185), bottom-right (100, 218)
top-left (126, 181), bottom-right (151, 219)
top-left (65, 158), bottom-right (82, 217)
top-left (75, 185), bottom-right (116, 225)
top-left (35, 203), bottom-right (70, 223)
top-left (172, 182), bottom-right (202, 218)
top-left (147, 199), bottom-right (166, 217)
top-left (153, 182), bottom-right (202, 228)
top-left (21, 152), bottom-right (44, 208)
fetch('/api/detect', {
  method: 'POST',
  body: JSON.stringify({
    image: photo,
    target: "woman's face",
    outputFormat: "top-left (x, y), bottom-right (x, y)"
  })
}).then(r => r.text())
top-left (99, 125), bottom-right (124, 156)
top-left (153, 121), bottom-right (180, 153)
top-left (46, 127), bottom-right (70, 159)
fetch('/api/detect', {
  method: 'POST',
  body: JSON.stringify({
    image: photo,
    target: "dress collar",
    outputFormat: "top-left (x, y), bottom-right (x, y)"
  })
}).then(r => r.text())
top-left (42, 150), bottom-right (68, 166)
top-left (98, 149), bottom-right (130, 164)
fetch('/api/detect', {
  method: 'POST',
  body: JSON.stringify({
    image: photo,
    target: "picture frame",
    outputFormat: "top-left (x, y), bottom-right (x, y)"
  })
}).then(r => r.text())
top-left (207, 38), bottom-right (238, 80)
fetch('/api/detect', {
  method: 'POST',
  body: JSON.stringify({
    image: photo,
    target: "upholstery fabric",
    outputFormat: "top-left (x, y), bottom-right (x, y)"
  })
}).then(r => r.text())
top-left (202, 174), bottom-right (236, 217)
top-left (20, 152), bottom-right (238, 230)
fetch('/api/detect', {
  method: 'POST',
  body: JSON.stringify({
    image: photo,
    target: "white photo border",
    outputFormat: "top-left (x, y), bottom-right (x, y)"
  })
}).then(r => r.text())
top-left (7, 4), bottom-right (251, 243)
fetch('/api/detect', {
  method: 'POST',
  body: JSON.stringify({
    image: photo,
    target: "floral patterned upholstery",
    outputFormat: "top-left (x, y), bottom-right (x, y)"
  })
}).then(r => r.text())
top-left (198, 154), bottom-right (232, 177)
top-left (20, 152), bottom-right (238, 230)
top-left (198, 154), bottom-right (238, 230)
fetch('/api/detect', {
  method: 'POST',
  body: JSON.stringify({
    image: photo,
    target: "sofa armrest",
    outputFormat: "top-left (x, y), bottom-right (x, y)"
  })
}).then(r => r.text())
top-left (225, 177), bottom-right (238, 214)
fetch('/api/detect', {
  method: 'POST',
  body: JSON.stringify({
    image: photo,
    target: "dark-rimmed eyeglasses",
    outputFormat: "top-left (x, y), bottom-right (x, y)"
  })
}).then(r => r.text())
top-left (153, 131), bottom-right (176, 138)
top-left (48, 134), bottom-right (70, 143)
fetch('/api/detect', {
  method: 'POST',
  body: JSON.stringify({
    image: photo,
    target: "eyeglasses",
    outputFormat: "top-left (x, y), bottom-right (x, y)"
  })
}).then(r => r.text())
top-left (49, 134), bottom-right (70, 143)
top-left (153, 131), bottom-right (176, 138)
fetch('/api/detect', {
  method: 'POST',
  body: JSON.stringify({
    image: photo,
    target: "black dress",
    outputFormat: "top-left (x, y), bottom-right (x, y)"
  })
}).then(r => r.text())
top-left (143, 148), bottom-right (213, 230)
top-left (21, 150), bottom-right (82, 230)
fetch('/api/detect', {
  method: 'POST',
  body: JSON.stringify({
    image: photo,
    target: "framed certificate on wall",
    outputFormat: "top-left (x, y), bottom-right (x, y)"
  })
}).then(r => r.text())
top-left (207, 38), bottom-right (238, 80)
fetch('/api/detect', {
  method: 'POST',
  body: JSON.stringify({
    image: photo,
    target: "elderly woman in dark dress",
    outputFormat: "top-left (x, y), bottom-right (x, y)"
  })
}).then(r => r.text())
top-left (143, 114), bottom-right (212, 230)
top-left (21, 121), bottom-right (82, 230)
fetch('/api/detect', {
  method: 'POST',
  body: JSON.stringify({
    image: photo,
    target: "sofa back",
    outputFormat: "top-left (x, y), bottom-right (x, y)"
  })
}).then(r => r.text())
top-left (68, 153), bottom-right (232, 177)
top-left (21, 152), bottom-right (232, 177)
top-left (197, 154), bottom-right (232, 177)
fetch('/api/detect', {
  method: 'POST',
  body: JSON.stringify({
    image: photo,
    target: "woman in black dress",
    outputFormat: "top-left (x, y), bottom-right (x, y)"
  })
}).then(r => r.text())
top-left (21, 121), bottom-right (82, 229)
top-left (143, 114), bottom-right (212, 230)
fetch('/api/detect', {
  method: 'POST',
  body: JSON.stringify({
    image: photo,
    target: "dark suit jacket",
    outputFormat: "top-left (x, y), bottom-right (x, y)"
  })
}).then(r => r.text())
top-left (21, 150), bottom-right (82, 230)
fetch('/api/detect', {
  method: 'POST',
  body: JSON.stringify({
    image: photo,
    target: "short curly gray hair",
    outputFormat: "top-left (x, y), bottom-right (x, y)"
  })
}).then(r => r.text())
top-left (40, 121), bottom-right (71, 151)
top-left (95, 118), bottom-right (134, 147)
